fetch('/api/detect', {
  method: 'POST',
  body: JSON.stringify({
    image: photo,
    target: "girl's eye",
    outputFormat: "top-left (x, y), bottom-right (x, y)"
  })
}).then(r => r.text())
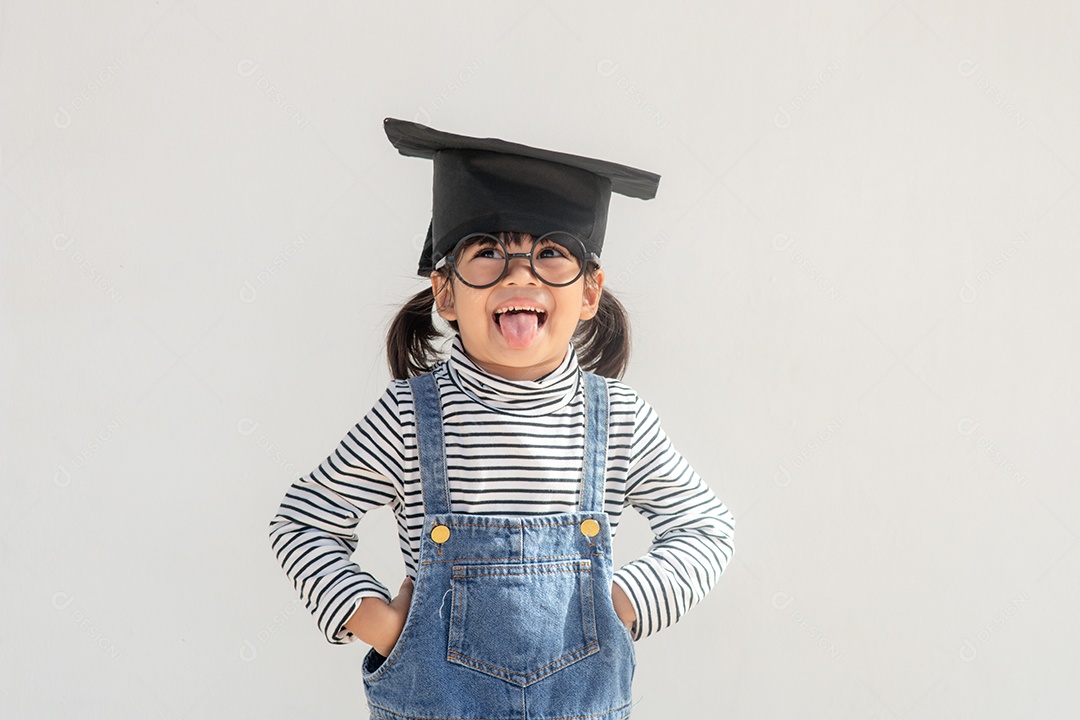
top-left (474, 246), bottom-right (503, 260)
top-left (458, 236), bottom-right (505, 262)
top-left (535, 243), bottom-right (571, 260)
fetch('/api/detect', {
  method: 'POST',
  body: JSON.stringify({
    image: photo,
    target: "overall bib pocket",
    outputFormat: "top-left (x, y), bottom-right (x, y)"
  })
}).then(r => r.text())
top-left (448, 559), bottom-right (599, 687)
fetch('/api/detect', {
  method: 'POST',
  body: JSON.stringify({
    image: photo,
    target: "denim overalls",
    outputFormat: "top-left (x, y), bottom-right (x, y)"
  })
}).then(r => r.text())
top-left (361, 370), bottom-right (636, 720)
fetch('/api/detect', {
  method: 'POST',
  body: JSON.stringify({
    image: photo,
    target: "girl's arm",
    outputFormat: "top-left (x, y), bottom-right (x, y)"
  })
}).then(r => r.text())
top-left (268, 385), bottom-right (406, 645)
top-left (611, 391), bottom-right (736, 640)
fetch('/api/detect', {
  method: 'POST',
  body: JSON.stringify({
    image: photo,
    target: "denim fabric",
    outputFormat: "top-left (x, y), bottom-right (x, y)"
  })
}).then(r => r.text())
top-left (362, 370), bottom-right (636, 720)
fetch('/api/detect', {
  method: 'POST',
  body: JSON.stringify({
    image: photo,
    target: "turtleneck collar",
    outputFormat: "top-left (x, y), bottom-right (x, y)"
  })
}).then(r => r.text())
top-left (444, 334), bottom-right (581, 415)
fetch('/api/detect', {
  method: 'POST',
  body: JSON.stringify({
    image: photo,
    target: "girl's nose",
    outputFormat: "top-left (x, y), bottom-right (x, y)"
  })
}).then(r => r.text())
top-left (503, 255), bottom-right (539, 284)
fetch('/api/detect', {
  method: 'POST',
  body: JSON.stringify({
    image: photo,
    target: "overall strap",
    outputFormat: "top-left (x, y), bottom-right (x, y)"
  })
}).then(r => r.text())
top-left (408, 372), bottom-right (451, 516)
top-left (580, 371), bottom-right (609, 514)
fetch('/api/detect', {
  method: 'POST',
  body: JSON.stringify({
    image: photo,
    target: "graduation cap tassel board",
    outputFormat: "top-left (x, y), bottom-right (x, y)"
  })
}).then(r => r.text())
top-left (382, 118), bottom-right (661, 276)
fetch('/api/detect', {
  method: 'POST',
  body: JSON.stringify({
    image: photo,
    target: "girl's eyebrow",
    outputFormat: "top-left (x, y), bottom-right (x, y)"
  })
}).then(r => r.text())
top-left (463, 235), bottom-right (498, 249)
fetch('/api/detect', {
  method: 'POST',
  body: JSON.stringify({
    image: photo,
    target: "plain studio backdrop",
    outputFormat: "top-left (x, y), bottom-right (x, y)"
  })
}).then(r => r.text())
top-left (2, 1), bottom-right (1078, 718)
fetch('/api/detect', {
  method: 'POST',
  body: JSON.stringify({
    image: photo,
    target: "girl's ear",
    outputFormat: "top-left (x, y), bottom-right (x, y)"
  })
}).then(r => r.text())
top-left (431, 273), bottom-right (457, 322)
top-left (579, 268), bottom-right (605, 321)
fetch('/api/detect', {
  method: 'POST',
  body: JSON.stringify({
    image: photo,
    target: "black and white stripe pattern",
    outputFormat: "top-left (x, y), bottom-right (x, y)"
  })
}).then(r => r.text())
top-left (268, 337), bottom-right (735, 643)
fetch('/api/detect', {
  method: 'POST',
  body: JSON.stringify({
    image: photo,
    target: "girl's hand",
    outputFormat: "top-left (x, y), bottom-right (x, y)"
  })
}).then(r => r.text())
top-left (611, 582), bottom-right (637, 633)
top-left (344, 577), bottom-right (414, 657)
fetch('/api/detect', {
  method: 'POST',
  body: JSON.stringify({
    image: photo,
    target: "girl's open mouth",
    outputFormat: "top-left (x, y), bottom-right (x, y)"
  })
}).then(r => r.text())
top-left (494, 307), bottom-right (548, 348)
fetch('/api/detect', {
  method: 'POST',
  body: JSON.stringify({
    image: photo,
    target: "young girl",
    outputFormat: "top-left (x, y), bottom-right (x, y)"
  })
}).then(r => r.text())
top-left (269, 118), bottom-right (735, 720)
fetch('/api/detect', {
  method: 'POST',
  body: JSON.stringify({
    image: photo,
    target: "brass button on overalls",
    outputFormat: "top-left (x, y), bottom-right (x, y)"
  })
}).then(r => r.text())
top-left (579, 519), bottom-right (600, 538)
top-left (431, 524), bottom-right (451, 544)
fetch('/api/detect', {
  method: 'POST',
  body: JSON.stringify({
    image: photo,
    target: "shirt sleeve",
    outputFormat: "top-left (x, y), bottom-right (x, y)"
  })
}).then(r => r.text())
top-left (611, 394), bottom-right (736, 640)
top-left (267, 384), bottom-right (407, 645)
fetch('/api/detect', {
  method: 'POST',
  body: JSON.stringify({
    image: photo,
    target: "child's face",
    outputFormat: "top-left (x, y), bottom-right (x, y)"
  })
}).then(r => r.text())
top-left (431, 236), bottom-right (604, 381)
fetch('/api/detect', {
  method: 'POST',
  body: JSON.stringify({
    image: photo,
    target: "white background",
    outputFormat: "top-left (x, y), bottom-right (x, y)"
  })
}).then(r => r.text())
top-left (3, 2), bottom-right (1078, 718)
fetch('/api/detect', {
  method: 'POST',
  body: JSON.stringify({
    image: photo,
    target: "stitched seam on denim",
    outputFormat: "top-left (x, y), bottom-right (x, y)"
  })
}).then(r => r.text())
top-left (451, 563), bottom-right (590, 579)
top-left (448, 573), bottom-right (463, 663)
top-left (548, 701), bottom-right (634, 720)
top-left (451, 566), bottom-right (588, 578)
top-left (583, 567), bottom-right (597, 644)
top-left (411, 373), bottom-right (451, 517)
top-left (367, 703), bottom-right (527, 720)
top-left (433, 519), bottom-right (597, 529)
top-left (579, 369), bottom-right (589, 511)
top-left (422, 552), bottom-right (591, 566)
top-left (580, 371), bottom-right (609, 515)
top-left (369, 700), bottom-right (630, 720)
top-left (411, 374), bottom-right (444, 517)
top-left (447, 641), bottom-right (599, 684)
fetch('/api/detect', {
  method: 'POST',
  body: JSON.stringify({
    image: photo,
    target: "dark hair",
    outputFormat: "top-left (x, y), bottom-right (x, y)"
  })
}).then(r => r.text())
top-left (386, 233), bottom-right (631, 380)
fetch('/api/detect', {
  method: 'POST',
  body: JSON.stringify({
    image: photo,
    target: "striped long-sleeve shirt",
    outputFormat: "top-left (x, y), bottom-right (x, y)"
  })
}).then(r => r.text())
top-left (268, 336), bottom-right (735, 643)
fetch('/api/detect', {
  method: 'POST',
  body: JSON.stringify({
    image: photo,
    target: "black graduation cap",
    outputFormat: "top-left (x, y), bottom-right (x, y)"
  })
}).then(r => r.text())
top-left (383, 117), bottom-right (661, 276)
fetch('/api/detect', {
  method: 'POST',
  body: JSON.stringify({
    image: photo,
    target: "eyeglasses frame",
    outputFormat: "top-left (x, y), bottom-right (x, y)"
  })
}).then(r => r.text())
top-left (437, 232), bottom-right (601, 289)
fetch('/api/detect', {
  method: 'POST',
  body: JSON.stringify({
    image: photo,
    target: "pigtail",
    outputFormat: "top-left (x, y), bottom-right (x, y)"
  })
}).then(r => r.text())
top-left (573, 284), bottom-right (631, 380)
top-left (387, 286), bottom-right (446, 380)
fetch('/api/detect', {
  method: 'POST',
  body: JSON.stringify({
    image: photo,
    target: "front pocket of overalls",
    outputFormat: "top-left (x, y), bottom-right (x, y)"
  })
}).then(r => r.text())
top-left (448, 559), bottom-right (599, 687)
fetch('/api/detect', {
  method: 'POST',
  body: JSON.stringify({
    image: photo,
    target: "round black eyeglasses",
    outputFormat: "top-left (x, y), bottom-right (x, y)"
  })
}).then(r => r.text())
top-left (439, 232), bottom-right (599, 289)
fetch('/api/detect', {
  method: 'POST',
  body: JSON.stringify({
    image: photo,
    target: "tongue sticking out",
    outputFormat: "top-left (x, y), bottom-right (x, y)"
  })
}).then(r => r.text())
top-left (498, 310), bottom-right (542, 349)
